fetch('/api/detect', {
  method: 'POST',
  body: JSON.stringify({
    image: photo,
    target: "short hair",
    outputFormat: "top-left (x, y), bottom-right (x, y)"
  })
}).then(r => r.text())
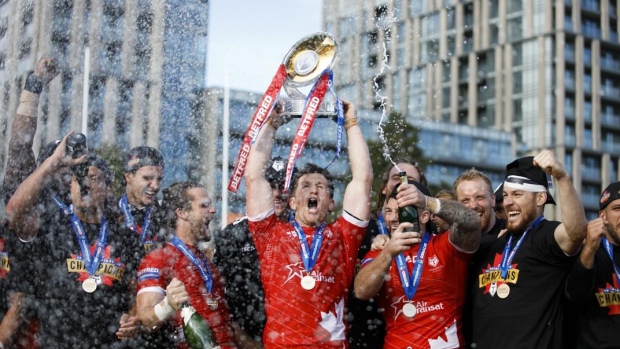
top-left (376, 157), bottom-right (427, 211)
top-left (453, 168), bottom-right (493, 197)
top-left (289, 163), bottom-right (334, 199)
top-left (435, 189), bottom-right (456, 201)
top-left (159, 181), bottom-right (204, 229)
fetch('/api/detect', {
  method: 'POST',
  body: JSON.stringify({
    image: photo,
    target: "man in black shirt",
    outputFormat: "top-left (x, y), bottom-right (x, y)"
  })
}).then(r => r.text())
top-left (213, 156), bottom-right (294, 348)
top-left (470, 151), bottom-right (587, 349)
top-left (565, 181), bottom-right (620, 348)
top-left (6, 134), bottom-right (139, 348)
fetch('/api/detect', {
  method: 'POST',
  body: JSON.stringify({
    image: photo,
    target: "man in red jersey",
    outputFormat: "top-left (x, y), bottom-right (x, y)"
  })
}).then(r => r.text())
top-left (136, 181), bottom-right (236, 348)
top-left (244, 100), bottom-right (372, 347)
top-left (354, 180), bottom-right (480, 349)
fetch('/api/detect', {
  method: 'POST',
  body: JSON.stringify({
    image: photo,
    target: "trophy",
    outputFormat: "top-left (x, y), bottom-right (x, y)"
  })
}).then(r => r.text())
top-left (228, 32), bottom-right (343, 193)
top-left (281, 32), bottom-right (339, 117)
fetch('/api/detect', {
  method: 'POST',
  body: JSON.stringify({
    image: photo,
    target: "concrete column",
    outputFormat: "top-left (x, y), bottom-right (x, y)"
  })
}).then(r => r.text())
top-left (129, 81), bottom-right (146, 148)
top-left (102, 77), bottom-right (118, 145)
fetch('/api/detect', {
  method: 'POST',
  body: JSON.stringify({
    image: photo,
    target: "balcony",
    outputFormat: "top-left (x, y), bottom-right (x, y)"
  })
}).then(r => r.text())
top-left (601, 57), bottom-right (620, 71)
top-left (581, 167), bottom-right (601, 181)
top-left (601, 112), bottom-right (620, 127)
top-left (582, 192), bottom-right (601, 207)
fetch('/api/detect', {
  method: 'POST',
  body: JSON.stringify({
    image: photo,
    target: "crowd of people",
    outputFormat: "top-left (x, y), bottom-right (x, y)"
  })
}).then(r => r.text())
top-left (0, 56), bottom-right (618, 349)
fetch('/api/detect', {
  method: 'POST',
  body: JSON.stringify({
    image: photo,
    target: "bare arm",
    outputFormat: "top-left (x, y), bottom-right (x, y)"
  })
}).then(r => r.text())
top-left (533, 151), bottom-right (587, 255)
top-left (341, 100), bottom-right (372, 221)
top-left (354, 222), bottom-right (418, 300)
top-left (565, 218), bottom-right (604, 302)
top-left (2, 57), bottom-right (60, 204)
top-left (425, 197), bottom-right (481, 252)
top-left (0, 292), bottom-right (28, 347)
top-left (245, 120), bottom-right (278, 218)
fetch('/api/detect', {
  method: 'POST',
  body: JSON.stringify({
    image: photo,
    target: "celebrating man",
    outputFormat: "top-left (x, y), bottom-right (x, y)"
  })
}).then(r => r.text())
top-left (244, 100), bottom-right (372, 347)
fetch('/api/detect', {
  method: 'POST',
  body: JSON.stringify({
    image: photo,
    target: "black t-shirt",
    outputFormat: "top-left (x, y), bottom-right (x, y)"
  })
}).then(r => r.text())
top-left (346, 218), bottom-right (386, 349)
top-left (212, 217), bottom-right (266, 344)
top-left (17, 209), bottom-right (138, 349)
top-left (565, 243), bottom-right (620, 348)
top-left (471, 219), bottom-right (574, 349)
top-left (462, 218), bottom-right (505, 346)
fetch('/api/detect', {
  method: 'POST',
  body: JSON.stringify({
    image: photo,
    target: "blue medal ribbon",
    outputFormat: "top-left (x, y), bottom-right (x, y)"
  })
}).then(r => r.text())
top-left (291, 220), bottom-right (326, 274)
top-left (68, 209), bottom-right (109, 277)
top-left (499, 215), bottom-right (544, 279)
top-left (395, 231), bottom-right (431, 300)
top-left (602, 237), bottom-right (620, 287)
top-left (170, 236), bottom-right (213, 293)
top-left (119, 195), bottom-right (152, 244)
top-left (377, 214), bottom-right (389, 235)
top-left (50, 192), bottom-right (71, 216)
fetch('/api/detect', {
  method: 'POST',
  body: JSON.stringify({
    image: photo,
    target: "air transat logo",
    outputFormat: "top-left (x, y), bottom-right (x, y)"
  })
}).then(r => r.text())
top-left (66, 245), bottom-right (125, 286)
top-left (479, 253), bottom-right (520, 296)
top-left (595, 275), bottom-right (620, 315)
top-left (283, 261), bottom-right (335, 285)
top-left (390, 296), bottom-right (444, 320)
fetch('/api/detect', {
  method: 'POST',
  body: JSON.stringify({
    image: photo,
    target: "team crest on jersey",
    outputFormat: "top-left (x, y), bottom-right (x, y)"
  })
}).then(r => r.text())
top-left (428, 254), bottom-right (439, 267)
top-left (595, 275), bottom-right (620, 315)
top-left (284, 261), bottom-right (335, 285)
top-left (479, 253), bottom-right (519, 296)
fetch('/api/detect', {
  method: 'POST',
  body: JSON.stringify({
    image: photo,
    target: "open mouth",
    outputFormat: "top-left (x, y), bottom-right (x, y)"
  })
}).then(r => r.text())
top-left (508, 211), bottom-right (520, 219)
top-left (308, 197), bottom-right (318, 209)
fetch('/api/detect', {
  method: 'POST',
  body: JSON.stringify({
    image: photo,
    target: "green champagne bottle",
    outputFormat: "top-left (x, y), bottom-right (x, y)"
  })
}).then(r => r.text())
top-left (398, 172), bottom-right (420, 232)
top-left (181, 304), bottom-right (219, 349)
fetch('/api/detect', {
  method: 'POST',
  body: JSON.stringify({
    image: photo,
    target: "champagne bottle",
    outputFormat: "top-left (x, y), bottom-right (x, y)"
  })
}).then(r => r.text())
top-left (398, 172), bottom-right (420, 232)
top-left (181, 304), bottom-right (219, 349)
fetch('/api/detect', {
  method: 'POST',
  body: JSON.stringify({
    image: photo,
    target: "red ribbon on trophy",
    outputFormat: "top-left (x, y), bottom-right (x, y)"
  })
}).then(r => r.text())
top-left (227, 32), bottom-right (339, 193)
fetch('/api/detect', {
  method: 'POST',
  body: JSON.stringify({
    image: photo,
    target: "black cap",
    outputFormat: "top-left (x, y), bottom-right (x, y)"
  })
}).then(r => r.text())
top-left (505, 156), bottom-right (556, 205)
top-left (600, 182), bottom-right (620, 210)
top-left (390, 179), bottom-right (432, 198)
top-left (124, 146), bottom-right (164, 173)
top-left (37, 140), bottom-right (61, 166)
top-left (265, 156), bottom-right (296, 186)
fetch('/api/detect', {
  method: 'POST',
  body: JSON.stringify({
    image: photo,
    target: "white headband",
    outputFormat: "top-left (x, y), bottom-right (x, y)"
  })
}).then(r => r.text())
top-left (503, 175), bottom-right (547, 193)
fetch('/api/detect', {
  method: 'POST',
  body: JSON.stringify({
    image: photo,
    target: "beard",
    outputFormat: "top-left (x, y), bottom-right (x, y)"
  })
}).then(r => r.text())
top-left (506, 206), bottom-right (539, 235)
top-left (606, 221), bottom-right (620, 246)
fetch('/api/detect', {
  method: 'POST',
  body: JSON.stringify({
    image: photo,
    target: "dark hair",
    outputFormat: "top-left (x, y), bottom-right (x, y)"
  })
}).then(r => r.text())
top-left (376, 157), bottom-right (426, 212)
top-left (289, 163), bottom-right (334, 199)
top-left (158, 181), bottom-right (204, 229)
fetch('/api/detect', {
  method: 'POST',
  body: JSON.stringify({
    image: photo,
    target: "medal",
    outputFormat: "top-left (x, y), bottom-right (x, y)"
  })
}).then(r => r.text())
top-left (301, 275), bottom-right (316, 290)
top-left (206, 297), bottom-right (219, 310)
top-left (497, 283), bottom-right (510, 299)
top-left (402, 303), bottom-right (417, 318)
top-left (82, 278), bottom-right (97, 293)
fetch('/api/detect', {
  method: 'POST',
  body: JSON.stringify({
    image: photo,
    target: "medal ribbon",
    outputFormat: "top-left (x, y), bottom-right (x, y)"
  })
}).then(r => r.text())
top-left (291, 220), bottom-right (326, 274)
top-left (396, 232), bottom-right (431, 300)
top-left (377, 214), bottom-right (389, 235)
top-left (602, 237), bottom-right (620, 286)
top-left (283, 71), bottom-right (331, 191)
top-left (170, 236), bottom-right (213, 293)
top-left (499, 215), bottom-right (544, 279)
top-left (119, 195), bottom-right (152, 244)
top-left (50, 191), bottom-right (71, 216)
top-left (228, 64), bottom-right (288, 193)
top-left (68, 209), bottom-right (109, 276)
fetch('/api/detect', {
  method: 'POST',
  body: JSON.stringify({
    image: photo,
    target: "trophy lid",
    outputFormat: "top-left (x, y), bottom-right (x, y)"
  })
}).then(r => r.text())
top-left (282, 32), bottom-right (338, 87)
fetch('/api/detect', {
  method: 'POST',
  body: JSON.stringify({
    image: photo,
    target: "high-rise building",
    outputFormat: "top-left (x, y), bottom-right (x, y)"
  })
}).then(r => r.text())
top-left (324, 0), bottom-right (620, 219)
top-left (0, 0), bottom-right (209, 184)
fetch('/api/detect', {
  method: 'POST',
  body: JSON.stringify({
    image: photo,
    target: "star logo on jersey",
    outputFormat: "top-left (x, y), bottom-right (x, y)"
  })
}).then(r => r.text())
top-left (479, 252), bottom-right (520, 296)
top-left (595, 275), bottom-right (620, 315)
top-left (284, 261), bottom-right (306, 285)
top-left (391, 295), bottom-right (415, 320)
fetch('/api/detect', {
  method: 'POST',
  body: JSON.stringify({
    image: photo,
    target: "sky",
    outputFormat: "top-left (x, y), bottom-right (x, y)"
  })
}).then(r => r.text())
top-left (206, 0), bottom-right (323, 93)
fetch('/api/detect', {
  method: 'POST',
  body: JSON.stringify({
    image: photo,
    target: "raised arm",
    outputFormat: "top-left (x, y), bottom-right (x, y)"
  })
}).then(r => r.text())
top-left (533, 151), bottom-right (587, 255)
top-left (5, 132), bottom-right (82, 241)
top-left (244, 108), bottom-right (282, 218)
top-left (426, 197), bottom-right (481, 252)
top-left (564, 218), bottom-right (604, 302)
top-left (2, 57), bottom-right (60, 204)
top-left (341, 100), bottom-right (372, 221)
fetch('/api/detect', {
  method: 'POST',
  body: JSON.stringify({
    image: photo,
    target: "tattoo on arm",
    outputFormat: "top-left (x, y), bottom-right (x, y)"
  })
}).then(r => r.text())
top-left (435, 199), bottom-right (481, 252)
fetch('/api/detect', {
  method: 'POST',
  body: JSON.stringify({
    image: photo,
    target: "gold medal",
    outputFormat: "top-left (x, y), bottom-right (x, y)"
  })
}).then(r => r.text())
top-left (82, 278), bottom-right (97, 293)
top-left (497, 283), bottom-right (510, 299)
top-left (402, 303), bottom-right (417, 318)
top-left (301, 275), bottom-right (316, 290)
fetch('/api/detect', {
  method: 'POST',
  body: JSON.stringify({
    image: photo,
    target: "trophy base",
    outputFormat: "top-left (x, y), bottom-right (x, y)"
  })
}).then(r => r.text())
top-left (283, 99), bottom-right (336, 118)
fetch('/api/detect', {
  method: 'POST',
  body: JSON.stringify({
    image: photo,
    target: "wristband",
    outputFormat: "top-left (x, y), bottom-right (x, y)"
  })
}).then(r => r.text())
top-left (154, 296), bottom-right (175, 321)
top-left (344, 117), bottom-right (358, 131)
top-left (433, 198), bottom-right (441, 214)
top-left (24, 72), bottom-right (43, 94)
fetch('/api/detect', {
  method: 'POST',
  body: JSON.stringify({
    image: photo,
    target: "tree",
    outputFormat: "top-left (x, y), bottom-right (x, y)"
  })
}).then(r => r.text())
top-left (94, 144), bottom-right (125, 199)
